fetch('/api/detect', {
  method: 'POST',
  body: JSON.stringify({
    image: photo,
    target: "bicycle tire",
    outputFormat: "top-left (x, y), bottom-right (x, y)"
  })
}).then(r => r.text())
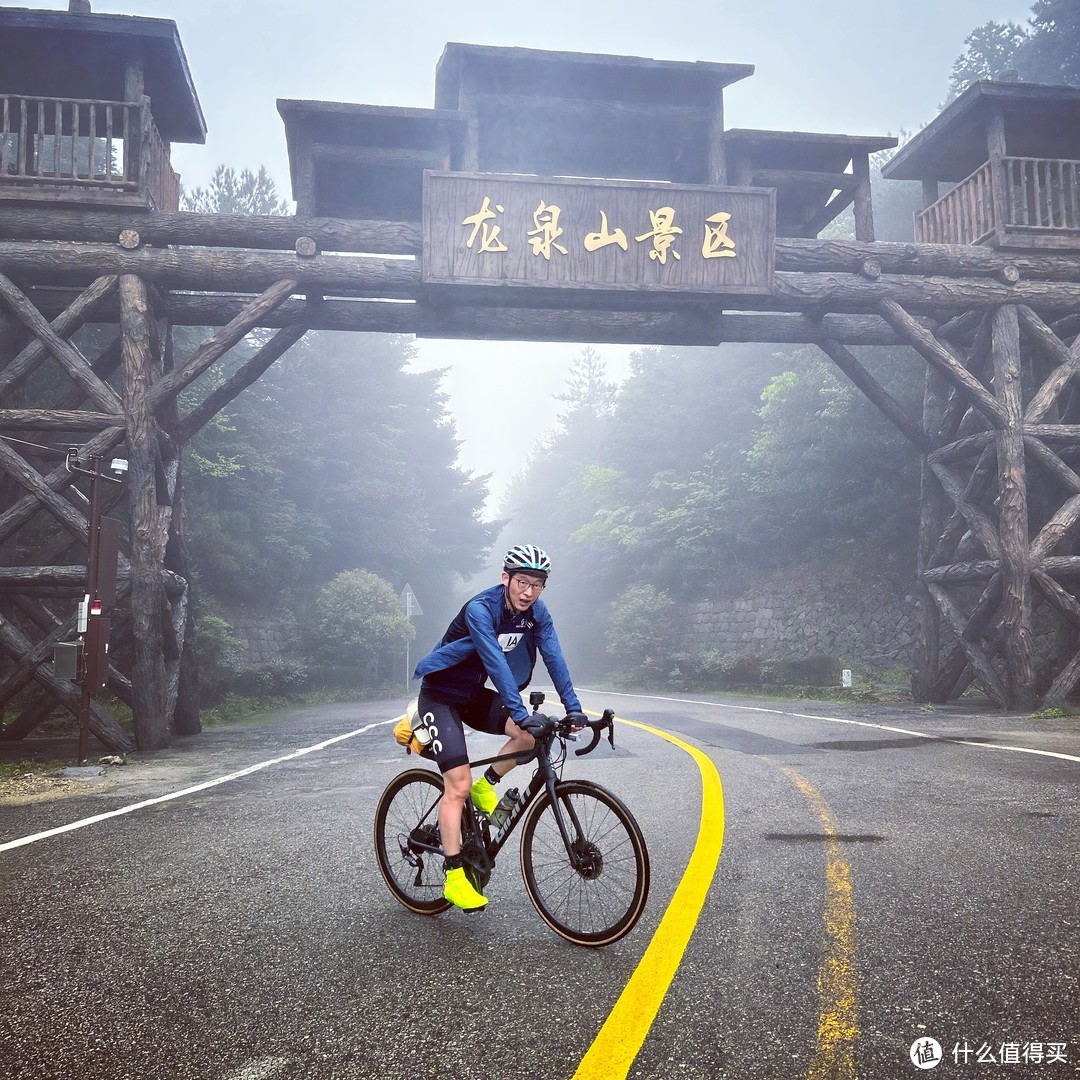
top-left (374, 768), bottom-right (451, 915)
top-left (519, 778), bottom-right (649, 947)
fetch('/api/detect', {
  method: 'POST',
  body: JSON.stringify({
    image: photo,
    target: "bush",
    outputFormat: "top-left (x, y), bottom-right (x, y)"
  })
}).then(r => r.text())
top-left (306, 569), bottom-right (414, 687)
top-left (233, 658), bottom-right (311, 698)
top-left (607, 584), bottom-right (681, 684)
top-left (192, 612), bottom-right (243, 705)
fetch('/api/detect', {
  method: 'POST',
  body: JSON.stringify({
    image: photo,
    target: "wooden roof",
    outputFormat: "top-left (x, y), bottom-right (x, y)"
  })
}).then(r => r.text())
top-left (434, 43), bottom-right (753, 182)
top-left (882, 81), bottom-right (1080, 183)
top-left (434, 43), bottom-right (754, 108)
top-left (0, 5), bottom-right (206, 143)
top-left (276, 100), bottom-right (468, 219)
top-left (722, 129), bottom-right (897, 171)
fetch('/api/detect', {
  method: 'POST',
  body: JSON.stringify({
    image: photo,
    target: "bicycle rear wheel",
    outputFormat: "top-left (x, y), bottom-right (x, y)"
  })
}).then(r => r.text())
top-left (374, 768), bottom-right (451, 914)
top-left (519, 779), bottom-right (649, 946)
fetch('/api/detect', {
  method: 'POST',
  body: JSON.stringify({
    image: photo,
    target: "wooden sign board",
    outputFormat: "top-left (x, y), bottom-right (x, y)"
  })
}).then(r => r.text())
top-left (422, 171), bottom-right (775, 296)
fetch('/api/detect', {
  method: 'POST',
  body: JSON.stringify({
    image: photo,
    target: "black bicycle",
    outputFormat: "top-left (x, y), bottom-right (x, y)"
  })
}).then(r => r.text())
top-left (374, 694), bottom-right (650, 947)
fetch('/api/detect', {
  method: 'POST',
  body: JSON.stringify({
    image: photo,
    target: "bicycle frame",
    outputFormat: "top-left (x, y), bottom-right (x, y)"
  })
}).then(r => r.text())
top-left (405, 714), bottom-right (608, 874)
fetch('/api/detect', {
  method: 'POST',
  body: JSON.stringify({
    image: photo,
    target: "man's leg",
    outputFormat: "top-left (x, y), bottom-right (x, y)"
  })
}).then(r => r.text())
top-left (439, 764), bottom-right (489, 912)
top-left (438, 763), bottom-right (471, 859)
top-left (490, 716), bottom-right (535, 780)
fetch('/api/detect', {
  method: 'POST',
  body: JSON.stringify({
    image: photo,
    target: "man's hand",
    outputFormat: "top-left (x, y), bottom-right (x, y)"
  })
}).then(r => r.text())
top-left (565, 710), bottom-right (588, 731)
top-left (517, 713), bottom-right (553, 738)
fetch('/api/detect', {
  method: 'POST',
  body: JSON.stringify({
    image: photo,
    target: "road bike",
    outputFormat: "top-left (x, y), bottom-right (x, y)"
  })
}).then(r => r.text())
top-left (374, 693), bottom-right (650, 947)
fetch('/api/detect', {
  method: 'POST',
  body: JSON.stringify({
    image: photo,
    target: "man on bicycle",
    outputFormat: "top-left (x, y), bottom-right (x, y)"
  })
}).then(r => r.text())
top-left (413, 544), bottom-right (586, 911)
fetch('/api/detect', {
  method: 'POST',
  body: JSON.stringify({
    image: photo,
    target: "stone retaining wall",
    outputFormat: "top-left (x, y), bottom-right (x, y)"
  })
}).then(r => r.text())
top-left (686, 564), bottom-right (919, 672)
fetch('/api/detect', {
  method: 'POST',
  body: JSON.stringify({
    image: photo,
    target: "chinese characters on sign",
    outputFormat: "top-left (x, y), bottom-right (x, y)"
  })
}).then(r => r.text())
top-left (461, 198), bottom-right (736, 265)
top-left (422, 172), bottom-right (775, 296)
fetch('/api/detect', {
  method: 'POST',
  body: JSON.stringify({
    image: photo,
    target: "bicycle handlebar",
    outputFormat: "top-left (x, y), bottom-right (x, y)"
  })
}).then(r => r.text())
top-left (545, 708), bottom-right (615, 756)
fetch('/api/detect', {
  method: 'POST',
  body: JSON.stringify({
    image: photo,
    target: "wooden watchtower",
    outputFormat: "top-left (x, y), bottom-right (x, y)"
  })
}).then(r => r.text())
top-left (0, 1), bottom-right (205, 211)
top-left (881, 81), bottom-right (1080, 708)
top-left (2, 21), bottom-right (1080, 756)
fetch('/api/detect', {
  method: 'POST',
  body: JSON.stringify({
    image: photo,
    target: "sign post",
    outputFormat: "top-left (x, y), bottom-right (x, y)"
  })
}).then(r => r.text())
top-left (401, 584), bottom-right (423, 694)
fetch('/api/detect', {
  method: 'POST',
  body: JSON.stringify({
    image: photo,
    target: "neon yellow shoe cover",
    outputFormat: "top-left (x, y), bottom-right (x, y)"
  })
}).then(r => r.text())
top-left (443, 866), bottom-right (488, 911)
top-left (470, 775), bottom-right (499, 817)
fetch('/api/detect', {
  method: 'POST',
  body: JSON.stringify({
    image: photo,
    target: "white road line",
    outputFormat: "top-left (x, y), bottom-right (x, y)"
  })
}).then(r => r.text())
top-left (580, 688), bottom-right (1080, 764)
top-left (0, 719), bottom-right (394, 854)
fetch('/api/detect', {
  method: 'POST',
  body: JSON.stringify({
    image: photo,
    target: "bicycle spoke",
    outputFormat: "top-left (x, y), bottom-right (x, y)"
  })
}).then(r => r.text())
top-left (374, 769), bottom-right (450, 914)
top-left (520, 781), bottom-right (649, 946)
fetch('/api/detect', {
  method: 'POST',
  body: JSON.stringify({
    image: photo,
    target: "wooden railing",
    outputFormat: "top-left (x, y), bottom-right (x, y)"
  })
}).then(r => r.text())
top-left (916, 156), bottom-right (1080, 245)
top-left (915, 160), bottom-right (994, 245)
top-left (0, 94), bottom-right (179, 211)
top-left (1004, 156), bottom-right (1080, 230)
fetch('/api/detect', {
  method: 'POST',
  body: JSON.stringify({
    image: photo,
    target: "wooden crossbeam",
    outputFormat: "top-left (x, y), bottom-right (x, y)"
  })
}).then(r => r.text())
top-left (928, 458), bottom-right (1002, 559)
top-left (927, 582), bottom-right (1007, 706)
top-left (817, 336), bottom-right (930, 451)
top-left (0, 437), bottom-right (97, 547)
top-left (0, 275), bottom-right (117, 398)
top-left (878, 299), bottom-right (1008, 429)
top-left (0, 609), bottom-right (133, 751)
top-left (1021, 305), bottom-right (1080, 423)
top-left (0, 272), bottom-right (123, 412)
top-left (148, 278), bottom-right (300, 409)
top-left (1023, 435), bottom-right (1080, 494)
top-left (174, 323), bottom-right (309, 444)
top-left (1029, 493), bottom-right (1080, 560)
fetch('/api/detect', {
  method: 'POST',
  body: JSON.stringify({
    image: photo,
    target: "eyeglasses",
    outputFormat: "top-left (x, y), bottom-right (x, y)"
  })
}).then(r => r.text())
top-left (511, 577), bottom-right (545, 593)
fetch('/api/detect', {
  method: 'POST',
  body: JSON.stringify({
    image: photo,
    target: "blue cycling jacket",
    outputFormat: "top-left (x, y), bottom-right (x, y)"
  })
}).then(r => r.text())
top-left (413, 583), bottom-right (582, 723)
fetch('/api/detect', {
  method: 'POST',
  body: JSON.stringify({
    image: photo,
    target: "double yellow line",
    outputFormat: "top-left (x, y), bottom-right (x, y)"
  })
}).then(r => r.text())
top-left (572, 715), bottom-right (859, 1080)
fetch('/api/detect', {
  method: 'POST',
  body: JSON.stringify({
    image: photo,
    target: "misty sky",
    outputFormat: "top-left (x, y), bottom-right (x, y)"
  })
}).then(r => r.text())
top-left (16, 0), bottom-right (1037, 510)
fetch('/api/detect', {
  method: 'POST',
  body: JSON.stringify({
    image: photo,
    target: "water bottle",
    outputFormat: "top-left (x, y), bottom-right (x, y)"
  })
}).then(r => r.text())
top-left (489, 787), bottom-right (520, 829)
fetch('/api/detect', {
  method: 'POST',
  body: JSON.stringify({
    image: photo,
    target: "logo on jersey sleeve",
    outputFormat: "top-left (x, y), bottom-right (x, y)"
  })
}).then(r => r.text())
top-left (497, 633), bottom-right (524, 653)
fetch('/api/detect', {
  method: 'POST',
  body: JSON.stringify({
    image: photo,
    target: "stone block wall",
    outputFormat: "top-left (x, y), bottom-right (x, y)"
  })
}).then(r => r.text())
top-left (685, 563), bottom-right (919, 672)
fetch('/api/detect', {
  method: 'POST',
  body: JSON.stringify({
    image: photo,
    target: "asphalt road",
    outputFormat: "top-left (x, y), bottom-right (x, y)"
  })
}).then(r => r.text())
top-left (0, 690), bottom-right (1077, 1080)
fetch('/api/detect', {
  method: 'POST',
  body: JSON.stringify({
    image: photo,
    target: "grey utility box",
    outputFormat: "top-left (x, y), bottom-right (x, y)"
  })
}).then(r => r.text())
top-left (53, 641), bottom-right (82, 681)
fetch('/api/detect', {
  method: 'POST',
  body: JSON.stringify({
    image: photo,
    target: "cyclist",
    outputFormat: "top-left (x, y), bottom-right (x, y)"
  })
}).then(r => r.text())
top-left (413, 544), bottom-right (586, 911)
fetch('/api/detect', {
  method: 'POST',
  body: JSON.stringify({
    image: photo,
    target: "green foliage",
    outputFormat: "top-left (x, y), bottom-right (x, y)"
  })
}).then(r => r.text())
top-left (308, 569), bottom-right (415, 685)
top-left (0, 759), bottom-right (66, 781)
top-left (191, 613), bottom-right (243, 705)
top-left (606, 584), bottom-right (680, 683)
top-left (948, 0), bottom-right (1080, 99)
top-left (181, 165), bottom-right (290, 215)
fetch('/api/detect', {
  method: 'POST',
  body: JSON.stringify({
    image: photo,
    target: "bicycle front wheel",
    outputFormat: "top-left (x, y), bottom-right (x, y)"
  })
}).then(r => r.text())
top-left (519, 779), bottom-right (649, 946)
top-left (374, 768), bottom-right (451, 914)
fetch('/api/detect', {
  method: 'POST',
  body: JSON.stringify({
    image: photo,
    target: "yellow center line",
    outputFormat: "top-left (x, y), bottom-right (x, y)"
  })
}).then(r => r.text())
top-left (778, 766), bottom-right (860, 1080)
top-left (572, 714), bottom-right (725, 1080)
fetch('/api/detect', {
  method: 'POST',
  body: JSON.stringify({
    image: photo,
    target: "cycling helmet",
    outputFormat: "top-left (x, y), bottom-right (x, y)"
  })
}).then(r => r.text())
top-left (503, 544), bottom-right (551, 577)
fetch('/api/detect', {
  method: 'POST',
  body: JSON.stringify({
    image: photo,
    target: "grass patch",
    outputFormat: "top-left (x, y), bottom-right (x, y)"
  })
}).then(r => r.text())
top-left (0, 758), bottom-right (67, 781)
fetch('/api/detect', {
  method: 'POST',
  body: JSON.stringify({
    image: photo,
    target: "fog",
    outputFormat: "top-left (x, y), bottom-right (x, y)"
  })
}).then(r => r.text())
top-left (13, 0), bottom-right (1035, 508)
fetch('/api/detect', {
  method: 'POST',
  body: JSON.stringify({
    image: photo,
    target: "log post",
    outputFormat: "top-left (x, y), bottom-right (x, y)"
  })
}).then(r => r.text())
top-left (914, 363), bottom-right (947, 700)
top-left (992, 303), bottom-right (1037, 709)
top-left (119, 273), bottom-right (168, 749)
top-left (852, 152), bottom-right (874, 242)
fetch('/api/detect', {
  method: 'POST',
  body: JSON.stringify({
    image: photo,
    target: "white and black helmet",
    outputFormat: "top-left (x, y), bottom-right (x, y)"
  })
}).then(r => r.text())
top-left (503, 544), bottom-right (551, 578)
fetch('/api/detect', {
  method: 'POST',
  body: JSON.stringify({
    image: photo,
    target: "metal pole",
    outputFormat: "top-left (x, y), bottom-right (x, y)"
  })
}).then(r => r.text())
top-left (78, 455), bottom-right (102, 764)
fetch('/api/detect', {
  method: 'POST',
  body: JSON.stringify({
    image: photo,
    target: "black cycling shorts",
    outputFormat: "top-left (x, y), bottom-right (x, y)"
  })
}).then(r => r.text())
top-left (416, 687), bottom-right (511, 773)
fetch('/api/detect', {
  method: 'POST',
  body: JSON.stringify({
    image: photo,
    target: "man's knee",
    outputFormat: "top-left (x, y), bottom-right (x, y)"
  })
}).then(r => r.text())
top-left (442, 765), bottom-right (472, 802)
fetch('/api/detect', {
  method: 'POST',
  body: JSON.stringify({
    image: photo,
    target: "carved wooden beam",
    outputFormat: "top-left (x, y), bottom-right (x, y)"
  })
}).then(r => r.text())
top-left (817, 336), bottom-right (930, 451)
top-left (927, 582), bottom-right (1007, 707)
top-left (0, 272), bottom-right (123, 412)
top-left (0, 275), bottom-right (118, 399)
top-left (174, 323), bottom-right (309, 444)
top-left (148, 278), bottom-right (300, 409)
top-left (878, 299), bottom-right (1008, 428)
